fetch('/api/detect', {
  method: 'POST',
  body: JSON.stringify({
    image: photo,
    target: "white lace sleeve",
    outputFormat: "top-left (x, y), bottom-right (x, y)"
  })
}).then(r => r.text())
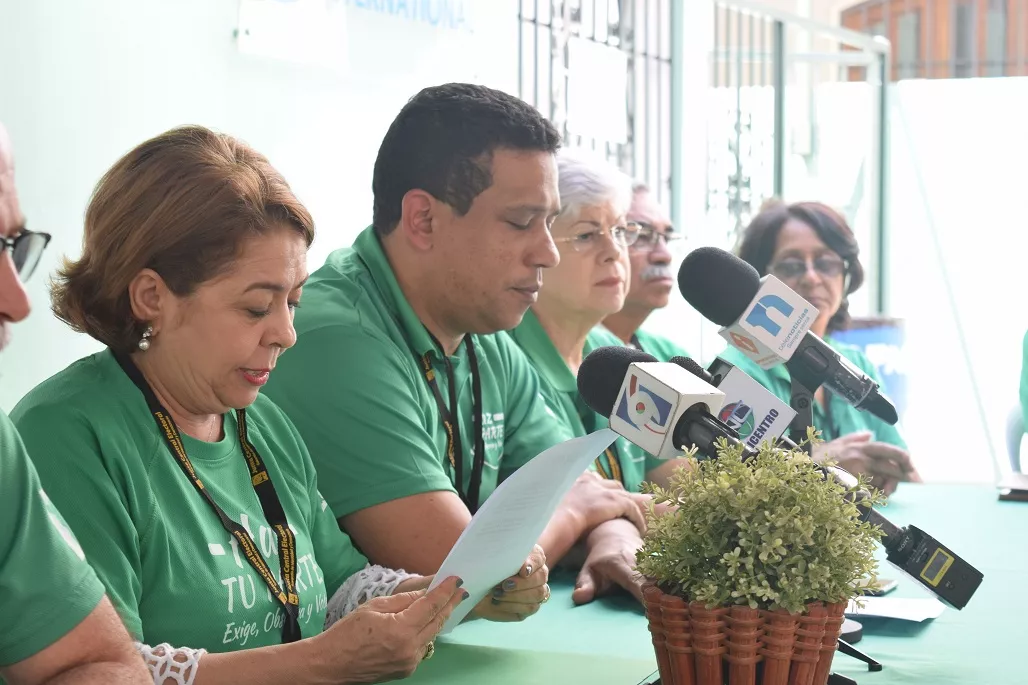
top-left (324, 563), bottom-right (417, 628)
top-left (135, 642), bottom-right (206, 685)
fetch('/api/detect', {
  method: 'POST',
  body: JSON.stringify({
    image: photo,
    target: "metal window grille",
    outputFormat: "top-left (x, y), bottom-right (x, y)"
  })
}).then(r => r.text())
top-left (517, 0), bottom-right (673, 208)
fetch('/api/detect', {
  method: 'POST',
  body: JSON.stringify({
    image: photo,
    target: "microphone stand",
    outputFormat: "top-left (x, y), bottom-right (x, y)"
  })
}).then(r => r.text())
top-left (790, 378), bottom-right (882, 681)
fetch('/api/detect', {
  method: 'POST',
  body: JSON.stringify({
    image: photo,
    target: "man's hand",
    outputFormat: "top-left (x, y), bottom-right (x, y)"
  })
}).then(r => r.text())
top-left (571, 518), bottom-right (645, 606)
top-left (558, 472), bottom-right (650, 535)
top-left (813, 431), bottom-right (922, 495)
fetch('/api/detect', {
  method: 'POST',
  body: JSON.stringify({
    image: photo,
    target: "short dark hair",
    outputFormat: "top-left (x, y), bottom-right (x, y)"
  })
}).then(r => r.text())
top-left (372, 83), bottom-right (562, 235)
top-left (735, 200), bottom-right (864, 334)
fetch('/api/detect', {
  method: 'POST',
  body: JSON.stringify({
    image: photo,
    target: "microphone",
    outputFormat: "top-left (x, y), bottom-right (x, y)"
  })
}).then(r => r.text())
top-left (671, 356), bottom-right (797, 452)
top-left (577, 346), bottom-right (740, 461)
top-left (581, 347), bottom-right (984, 610)
top-left (678, 247), bottom-right (899, 425)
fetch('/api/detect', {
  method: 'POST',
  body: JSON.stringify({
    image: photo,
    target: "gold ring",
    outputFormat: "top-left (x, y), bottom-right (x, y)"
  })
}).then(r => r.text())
top-left (422, 641), bottom-right (436, 661)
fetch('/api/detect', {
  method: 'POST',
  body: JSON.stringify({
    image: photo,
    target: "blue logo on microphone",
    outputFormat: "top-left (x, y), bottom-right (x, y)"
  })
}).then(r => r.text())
top-left (615, 373), bottom-right (674, 435)
top-left (745, 295), bottom-right (794, 336)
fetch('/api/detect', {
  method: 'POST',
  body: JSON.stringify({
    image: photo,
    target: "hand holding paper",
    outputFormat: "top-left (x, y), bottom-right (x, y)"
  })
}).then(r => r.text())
top-left (427, 430), bottom-right (618, 632)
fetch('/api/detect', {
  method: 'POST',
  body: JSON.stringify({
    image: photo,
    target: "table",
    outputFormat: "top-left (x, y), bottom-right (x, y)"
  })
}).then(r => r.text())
top-left (407, 485), bottom-right (1024, 684)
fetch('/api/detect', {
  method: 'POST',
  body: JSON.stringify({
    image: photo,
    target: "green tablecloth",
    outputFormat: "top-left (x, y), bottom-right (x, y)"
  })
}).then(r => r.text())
top-left (408, 485), bottom-right (1022, 685)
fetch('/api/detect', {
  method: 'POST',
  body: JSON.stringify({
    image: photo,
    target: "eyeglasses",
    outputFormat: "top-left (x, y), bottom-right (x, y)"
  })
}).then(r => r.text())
top-left (630, 223), bottom-right (683, 252)
top-left (553, 222), bottom-right (641, 253)
top-left (769, 256), bottom-right (846, 280)
top-left (3, 229), bottom-right (51, 281)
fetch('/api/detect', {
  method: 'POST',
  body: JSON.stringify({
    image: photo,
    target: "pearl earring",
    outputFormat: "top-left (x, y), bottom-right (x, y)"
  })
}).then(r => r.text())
top-left (138, 325), bottom-right (154, 351)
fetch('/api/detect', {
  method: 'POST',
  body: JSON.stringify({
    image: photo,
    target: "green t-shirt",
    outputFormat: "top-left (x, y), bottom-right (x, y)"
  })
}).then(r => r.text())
top-left (263, 227), bottom-right (573, 520)
top-left (718, 339), bottom-right (907, 447)
top-left (507, 311), bottom-right (662, 492)
top-left (0, 411), bottom-right (106, 666)
top-left (11, 351), bottom-right (368, 652)
top-left (629, 328), bottom-right (690, 363)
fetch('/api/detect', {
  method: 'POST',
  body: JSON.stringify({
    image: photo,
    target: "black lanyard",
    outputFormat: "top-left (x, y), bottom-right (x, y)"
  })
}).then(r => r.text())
top-left (114, 353), bottom-right (302, 643)
top-left (417, 335), bottom-right (486, 514)
top-left (573, 394), bottom-right (625, 484)
top-left (629, 333), bottom-right (644, 352)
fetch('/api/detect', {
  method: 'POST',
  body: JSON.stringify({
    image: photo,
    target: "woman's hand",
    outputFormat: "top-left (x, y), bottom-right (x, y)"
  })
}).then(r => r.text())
top-left (312, 576), bottom-right (467, 684)
top-left (469, 544), bottom-right (550, 622)
top-left (813, 431), bottom-right (921, 495)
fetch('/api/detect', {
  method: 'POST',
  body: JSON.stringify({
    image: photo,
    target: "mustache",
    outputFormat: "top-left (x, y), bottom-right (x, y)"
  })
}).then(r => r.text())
top-left (640, 264), bottom-right (674, 282)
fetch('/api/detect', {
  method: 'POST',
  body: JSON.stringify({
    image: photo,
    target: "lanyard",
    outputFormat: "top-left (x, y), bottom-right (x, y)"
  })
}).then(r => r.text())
top-left (594, 446), bottom-right (624, 484)
top-left (114, 353), bottom-right (302, 643)
top-left (571, 392), bottom-right (625, 484)
top-left (418, 335), bottom-right (486, 514)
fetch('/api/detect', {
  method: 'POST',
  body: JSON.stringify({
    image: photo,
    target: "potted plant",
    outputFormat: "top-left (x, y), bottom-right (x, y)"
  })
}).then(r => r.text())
top-left (637, 434), bottom-right (884, 685)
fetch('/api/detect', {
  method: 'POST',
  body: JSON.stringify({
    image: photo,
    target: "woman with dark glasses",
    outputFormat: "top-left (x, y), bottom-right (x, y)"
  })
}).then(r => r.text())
top-left (716, 200), bottom-right (921, 494)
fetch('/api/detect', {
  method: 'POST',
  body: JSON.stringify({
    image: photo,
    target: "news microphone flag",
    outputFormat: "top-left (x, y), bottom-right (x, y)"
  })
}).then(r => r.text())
top-left (717, 275), bottom-right (819, 370)
top-left (608, 360), bottom-right (725, 461)
top-left (706, 358), bottom-right (797, 450)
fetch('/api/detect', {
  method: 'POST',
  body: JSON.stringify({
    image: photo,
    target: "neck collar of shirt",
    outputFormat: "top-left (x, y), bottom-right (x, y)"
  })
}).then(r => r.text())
top-left (511, 309), bottom-right (591, 394)
top-left (352, 226), bottom-right (460, 363)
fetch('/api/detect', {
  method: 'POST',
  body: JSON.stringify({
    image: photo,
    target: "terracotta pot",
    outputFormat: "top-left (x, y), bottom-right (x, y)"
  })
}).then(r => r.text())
top-left (645, 587), bottom-right (847, 685)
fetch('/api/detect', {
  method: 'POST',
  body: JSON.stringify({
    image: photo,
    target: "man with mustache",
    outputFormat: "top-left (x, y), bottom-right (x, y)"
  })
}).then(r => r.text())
top-left (0, 121), bottom-right (149, 684)
top-left (602, 181), bottom-right (690, 361)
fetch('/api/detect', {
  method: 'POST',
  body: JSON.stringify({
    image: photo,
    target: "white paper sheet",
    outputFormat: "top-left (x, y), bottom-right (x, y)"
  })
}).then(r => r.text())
top-left (845, 596), bottom-right (946, 622)
top-left (428, 429), bottom-right (618, 633)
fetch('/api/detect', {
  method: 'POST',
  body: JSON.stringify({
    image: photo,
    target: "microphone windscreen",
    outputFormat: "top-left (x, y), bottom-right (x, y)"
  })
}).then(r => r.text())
top-left (678, 246), bottom-right (762, 326)
top-left (577, 345), bottom-right (658, 415)
top-left (669, 356), bottom-right (711, 384)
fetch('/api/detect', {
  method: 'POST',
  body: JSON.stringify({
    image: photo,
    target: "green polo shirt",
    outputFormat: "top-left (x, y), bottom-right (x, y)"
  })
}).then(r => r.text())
top-left (507, 311), bottom-right (662, 492)
top-left (718, 338), bottom-right (907, 447)
top-left (629, 328), bottom-right (690, 363)
top-left (263, 227), bottom-right (573, 520)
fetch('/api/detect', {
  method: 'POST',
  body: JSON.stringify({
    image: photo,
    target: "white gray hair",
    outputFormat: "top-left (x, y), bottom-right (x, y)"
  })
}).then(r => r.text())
top-left (556, 148), bottom-right (634, 220)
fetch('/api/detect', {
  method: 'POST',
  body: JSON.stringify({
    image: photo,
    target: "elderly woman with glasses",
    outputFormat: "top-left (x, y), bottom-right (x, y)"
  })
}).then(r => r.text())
top-left (507, 149), bottom-right (685, 607)
top-left (717, 200), bottom-right (921, 494)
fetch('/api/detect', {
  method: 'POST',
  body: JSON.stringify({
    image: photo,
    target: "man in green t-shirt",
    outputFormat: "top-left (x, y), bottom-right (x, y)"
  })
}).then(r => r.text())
top-left (0, 121), bottom-right (148, 684)
top-left (602, 181), bottom-right (690, 361)
top-left (265, 84), bottom-right (650, 605)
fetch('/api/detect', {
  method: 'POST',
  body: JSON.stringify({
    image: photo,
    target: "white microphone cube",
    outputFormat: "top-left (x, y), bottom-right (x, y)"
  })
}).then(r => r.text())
top-left (718, 276), bottom-right (819, 369)
top-left (608, 362), bottom-right (725, 461)
top-left (711, 361), bottom-right (798, 450)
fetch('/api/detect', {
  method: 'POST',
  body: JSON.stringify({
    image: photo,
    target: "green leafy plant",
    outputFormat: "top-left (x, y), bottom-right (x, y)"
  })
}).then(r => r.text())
top-left (637, 434), bottom-right (885, 614)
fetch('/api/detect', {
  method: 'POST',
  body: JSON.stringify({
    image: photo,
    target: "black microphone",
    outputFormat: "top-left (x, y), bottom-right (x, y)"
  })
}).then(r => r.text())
top-left (678, 247), bottom-right (899, 425)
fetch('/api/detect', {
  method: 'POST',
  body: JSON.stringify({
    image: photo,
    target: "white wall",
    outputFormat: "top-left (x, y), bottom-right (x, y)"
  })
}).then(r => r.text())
top-left (0, 0), bottom-right (517, 410)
